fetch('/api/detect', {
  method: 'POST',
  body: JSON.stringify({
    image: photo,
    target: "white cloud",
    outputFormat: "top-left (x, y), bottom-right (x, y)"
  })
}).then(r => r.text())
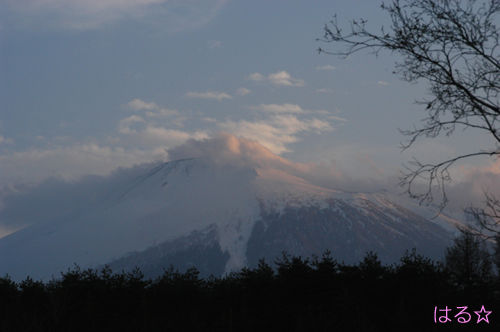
top-left (316, 65), bottom-right (336, 70)
top-left (247, 71), bottom-right (305, 87)
top-left (168, 132), bottom-right (291, 166)
top-left (0, 142), bottom-right (150, 184)
top-left (316, 88), bottom-right (334, 93)
top-left (3, 0), bottom-right (228, 31)
top-left (147, 109), bottom-right (179, 118)
top-left (123, 98), bottom-right (179, 119)
top-left (247, 73), bottom-right (266, 81)
top-left (118, 115), bottom-right (145, 134)
top-left (249, 103), bottom-right (336, 117)
top-left (0, 123), bottom-right (209, 185)
top-left (0, 97), bottom-right (338, 191)
top-left (117, 100), bottom-right (339, 157)
top-left (328, 115), bottom-right (348, 122)
top-left (218, 120), bottom-right (297, 154)
top-left (166, 133), bottom-right (358, 193)
top-left (141, 126), bottom-right (207, 145)
top-left (118, 117), bottom-right (208, 148)
top-left (118, 108), bottom-right (208, 149)
top-left (217, 114), bottom-right (333, 155)
top-left (0, 136), bottom-right (14, 145)
top-left (236, 87), bottom-right (251, 96)
top-left (117, 99), bottom-right (209, 151)
top-left (271, 71), bottom-right (305, 86)
top-left (268, 71), bottom-right (305, 87)
top-left (250, 103), bottom-right (308, 114)
top-left (122, 99), bottom-right (159, 111)
top-left (202, 117), bottom-right (217, 123)
top-left (0, 97), bottom-right (214, 185)
top-left (185, 91), bottom-right (232, 101)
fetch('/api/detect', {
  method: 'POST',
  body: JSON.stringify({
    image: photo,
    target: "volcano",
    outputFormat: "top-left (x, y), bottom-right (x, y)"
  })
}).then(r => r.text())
top-left (0, 156), bottom-right (461, 281)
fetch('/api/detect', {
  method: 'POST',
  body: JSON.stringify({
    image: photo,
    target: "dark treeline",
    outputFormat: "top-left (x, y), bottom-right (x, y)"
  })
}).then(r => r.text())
top-left (1, 246), bottom-right (499, 332)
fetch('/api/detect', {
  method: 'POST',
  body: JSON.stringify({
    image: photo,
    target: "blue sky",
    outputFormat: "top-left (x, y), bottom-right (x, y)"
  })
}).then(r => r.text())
top-left (1, 0), bottom-right (498, 219)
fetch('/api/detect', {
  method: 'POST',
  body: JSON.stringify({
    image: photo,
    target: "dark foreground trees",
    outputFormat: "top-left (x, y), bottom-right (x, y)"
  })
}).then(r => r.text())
top-left (318, 0), bottom-right (500, 240)
top-left (1, 249), bottom-right (499, 332)
top-left (445, 227), bottom-right (494, 290)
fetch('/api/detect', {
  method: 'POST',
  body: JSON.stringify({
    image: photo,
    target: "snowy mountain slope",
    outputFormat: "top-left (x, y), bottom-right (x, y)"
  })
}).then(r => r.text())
top-left (0, 158), bottom-right (260, 280)
top-left (0, 157), bottom-right (461, 281)
top-left (247, 191), bottom-right (455, 268)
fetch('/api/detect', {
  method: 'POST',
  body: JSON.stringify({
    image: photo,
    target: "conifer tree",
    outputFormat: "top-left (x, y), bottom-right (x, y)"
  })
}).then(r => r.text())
top-left (444, 228), bottom-right (493, 289)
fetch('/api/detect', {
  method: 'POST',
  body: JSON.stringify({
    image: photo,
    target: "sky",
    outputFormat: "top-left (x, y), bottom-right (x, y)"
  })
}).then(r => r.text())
top-left (1, 0), bottom-right (500, 236)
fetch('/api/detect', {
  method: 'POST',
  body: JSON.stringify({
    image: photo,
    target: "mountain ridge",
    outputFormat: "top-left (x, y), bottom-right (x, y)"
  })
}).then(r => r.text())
top-left (0, 157), bottom-right (461, 281)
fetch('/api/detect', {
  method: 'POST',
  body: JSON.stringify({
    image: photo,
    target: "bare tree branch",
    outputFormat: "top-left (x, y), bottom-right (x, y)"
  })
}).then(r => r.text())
top-left (318, 0), bottom-right (500, 221)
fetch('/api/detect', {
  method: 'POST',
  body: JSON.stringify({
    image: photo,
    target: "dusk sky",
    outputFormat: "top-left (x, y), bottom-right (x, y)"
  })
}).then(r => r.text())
top-left (1, 0), bottom-right (499, 236)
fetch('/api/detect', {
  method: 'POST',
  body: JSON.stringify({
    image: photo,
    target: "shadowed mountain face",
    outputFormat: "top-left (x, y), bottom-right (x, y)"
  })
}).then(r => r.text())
top-left (0, 157), bottom-right (460, 281)
top-left (246, 197), bottom-right (454, 268)
top-left (105, 225), bottom-right (230, 279)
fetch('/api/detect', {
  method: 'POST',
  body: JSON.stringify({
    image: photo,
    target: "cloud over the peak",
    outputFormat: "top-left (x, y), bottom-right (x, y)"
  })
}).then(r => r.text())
top-left (166, 133), bottom-right (345, 186)
top-left (208, 103), bottom-right (342, 155)
top-left (166, 133), bottom-right (383, 194)
top-left (119, 100), bottom-right (339, 161)
top-left (0, 96), bottom-right (341, 187)
top-left (247, 71), bottom-right (305, 87)
top-left (0, 134), bottom-right (429, 239)
top-left (167, 132), bottom-right (282, 166)
top-left (217, 115), bottom-right (333, 155)
top-left (0, 133), bottom-right (344, 237)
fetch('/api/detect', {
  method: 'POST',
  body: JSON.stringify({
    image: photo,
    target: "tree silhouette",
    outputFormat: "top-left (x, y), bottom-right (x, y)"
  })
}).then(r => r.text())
top-left (0, 249), bottom-right (498, 331)
top-left (318, 0), bottom-right (500, 245)
top-left (444, 227), bottom-right (493, 290)
top-left (491, 234), bottom-right (500, 277)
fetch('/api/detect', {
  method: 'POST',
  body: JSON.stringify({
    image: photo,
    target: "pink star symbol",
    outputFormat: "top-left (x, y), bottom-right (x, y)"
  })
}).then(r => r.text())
top-left (474, 305), bottom-right (492, 324)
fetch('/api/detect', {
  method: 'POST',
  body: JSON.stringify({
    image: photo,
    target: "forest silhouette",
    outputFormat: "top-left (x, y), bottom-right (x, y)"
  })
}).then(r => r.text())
top-left (1, 233), bottom-right (499, 332)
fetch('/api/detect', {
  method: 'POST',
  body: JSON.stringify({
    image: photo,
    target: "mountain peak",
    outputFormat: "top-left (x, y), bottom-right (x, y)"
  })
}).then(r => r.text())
top-left (0, 158), bottom-right (461, 281)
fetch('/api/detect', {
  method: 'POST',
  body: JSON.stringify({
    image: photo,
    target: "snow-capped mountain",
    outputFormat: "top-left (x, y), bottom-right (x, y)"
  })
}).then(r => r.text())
top-left (0, 157), bottom-right (461, 281)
